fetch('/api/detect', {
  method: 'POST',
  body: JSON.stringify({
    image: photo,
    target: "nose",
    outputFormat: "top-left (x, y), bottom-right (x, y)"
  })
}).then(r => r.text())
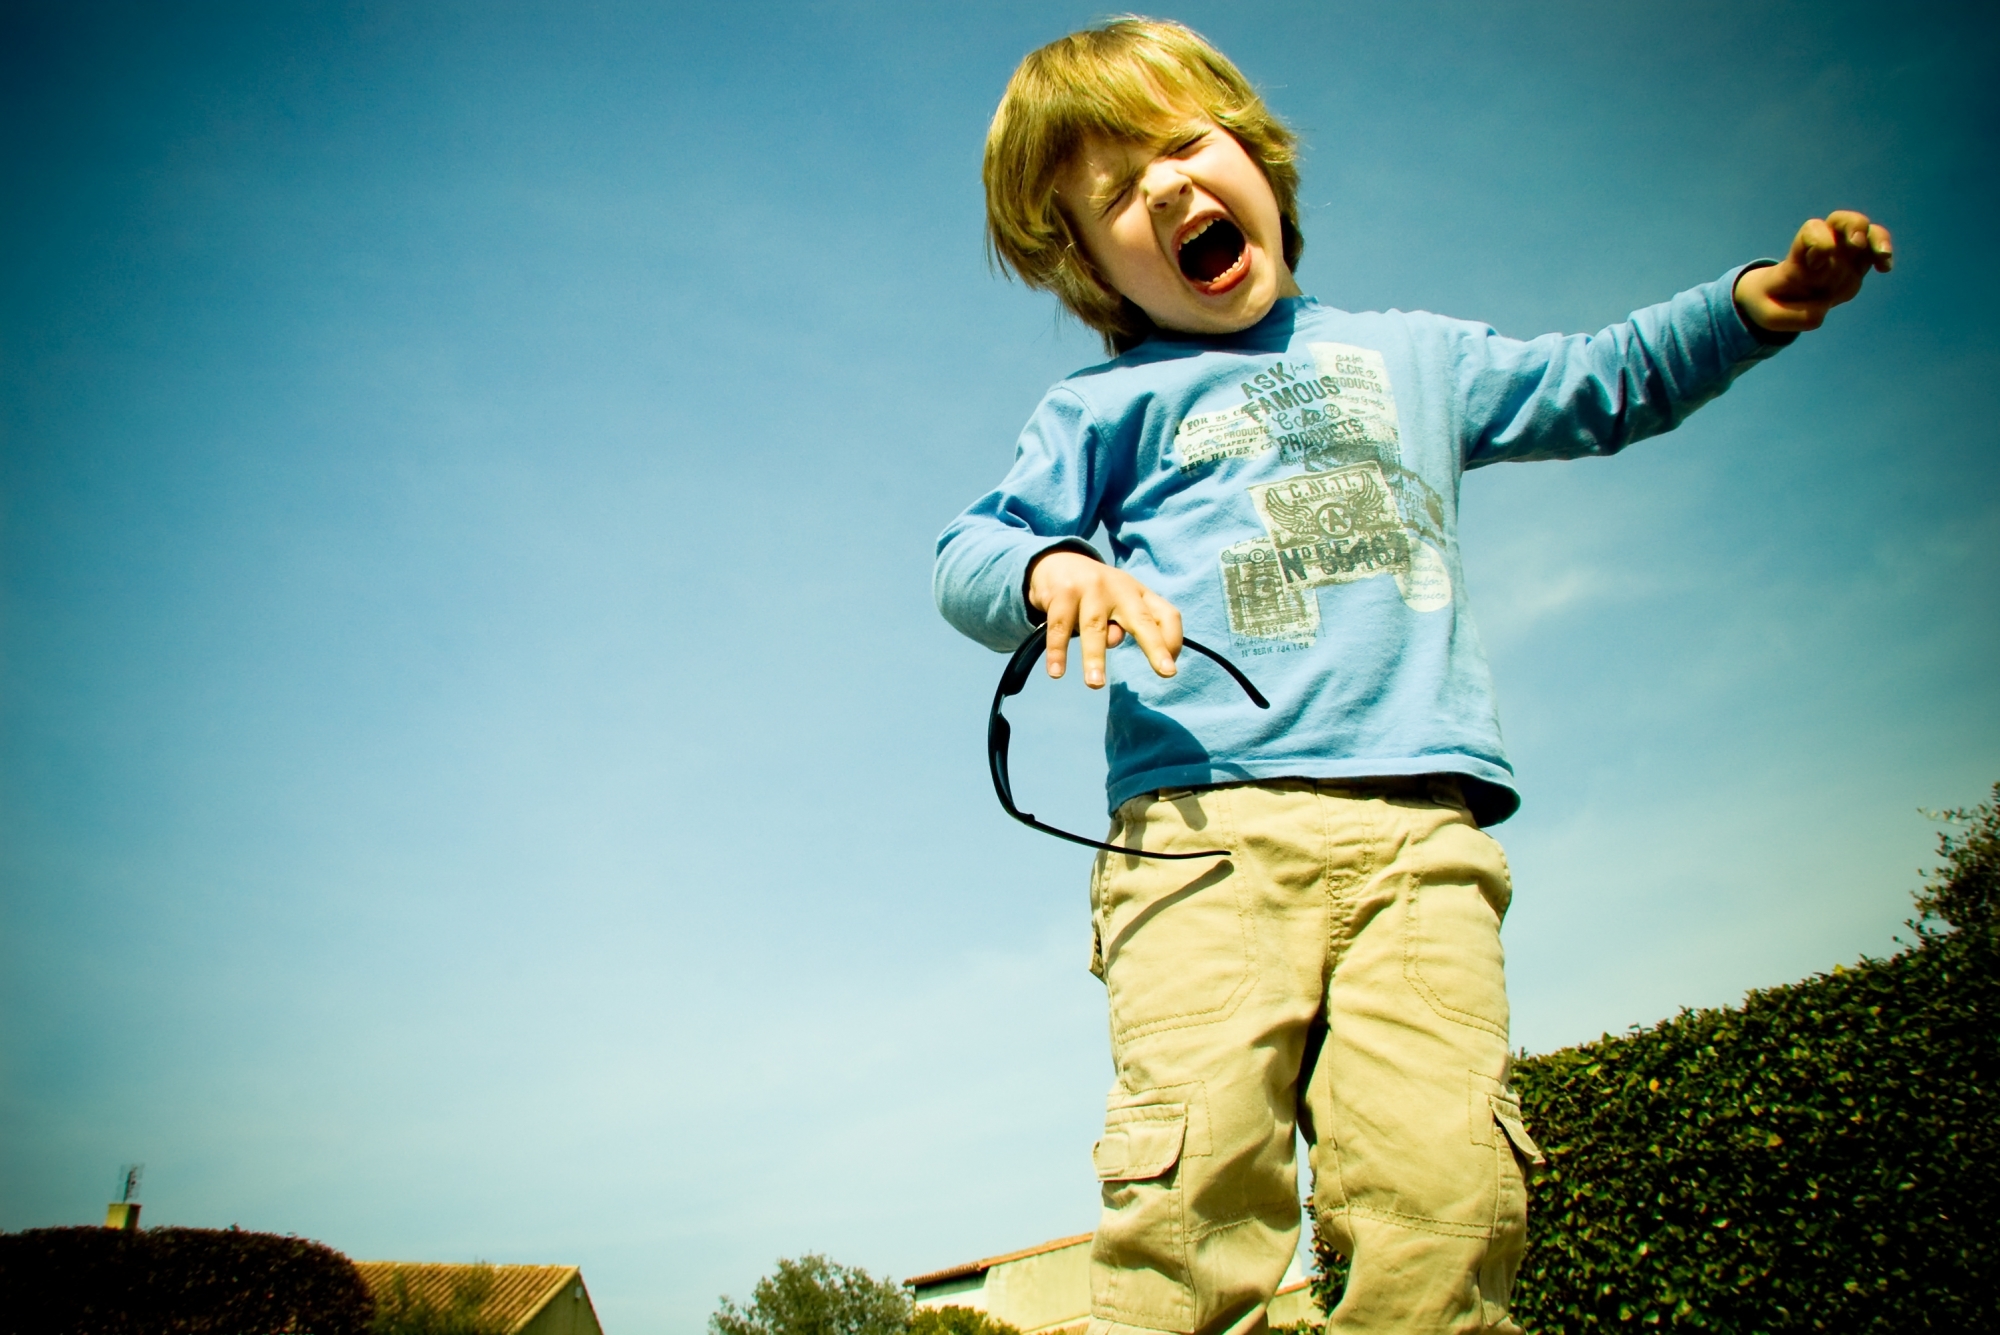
top-left (1141, 160), bottom-right (1191, 212)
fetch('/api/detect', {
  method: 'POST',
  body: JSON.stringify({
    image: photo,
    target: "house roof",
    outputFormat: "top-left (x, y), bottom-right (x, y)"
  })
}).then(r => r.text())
top-left (354, 1261), bottom-right (585, 1335)
top-left (906, 1233), bottom-right (1093, 1289)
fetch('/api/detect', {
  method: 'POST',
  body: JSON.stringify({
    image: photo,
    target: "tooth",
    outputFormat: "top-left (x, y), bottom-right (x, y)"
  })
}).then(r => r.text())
top-left (1184, 218), bottom-right (1212, 245)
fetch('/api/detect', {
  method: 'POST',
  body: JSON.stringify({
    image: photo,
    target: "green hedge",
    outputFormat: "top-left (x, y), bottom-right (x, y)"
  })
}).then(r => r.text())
top-left (1316, 786), bottom-right (2000, 1331)
top-left (0, 1225), bottom-right (373, 1334)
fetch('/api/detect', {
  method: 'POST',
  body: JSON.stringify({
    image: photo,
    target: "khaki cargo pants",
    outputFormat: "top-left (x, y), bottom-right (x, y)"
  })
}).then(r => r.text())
top-left (1084, 778), bottom-right (1541, 1335)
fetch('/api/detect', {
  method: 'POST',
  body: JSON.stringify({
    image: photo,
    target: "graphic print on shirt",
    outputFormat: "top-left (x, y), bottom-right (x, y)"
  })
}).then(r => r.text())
top-left (1248, 462), bottom-right (1413, 587)
top-left (1173, 342), bottom-right (1455, 649)
top-left (1296, 346), bottom-right (1454, 615)
top-left (1175, 344), bottom-right (1405, 473)
top-left (1219, 538), bottom-right (1318, 648)
top-left (1175, 402), bottom-right (1271, 468)
top-left (1271, 343), bottom-right (1404, 470)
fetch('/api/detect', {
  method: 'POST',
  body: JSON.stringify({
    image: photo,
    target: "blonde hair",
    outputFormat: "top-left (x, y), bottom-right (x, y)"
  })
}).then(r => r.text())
top-left (983, 17), bottom-right (1303, 354)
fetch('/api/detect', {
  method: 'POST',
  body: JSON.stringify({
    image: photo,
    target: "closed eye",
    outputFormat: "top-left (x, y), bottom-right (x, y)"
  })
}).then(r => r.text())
top-left (1091, 130), bottom-right (1209, 216)
top-left (1096, 173), bottom-right (1141, 218)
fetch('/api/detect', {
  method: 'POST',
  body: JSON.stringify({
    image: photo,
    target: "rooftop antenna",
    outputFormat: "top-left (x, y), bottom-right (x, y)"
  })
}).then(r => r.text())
top-left (106, 1163), bottom-right (144, 1232)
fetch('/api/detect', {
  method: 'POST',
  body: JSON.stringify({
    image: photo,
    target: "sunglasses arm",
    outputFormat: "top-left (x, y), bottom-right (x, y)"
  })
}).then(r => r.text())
top-left (1013, 810), bottom-right (1232, 861)
top-left (987, 624), bottom-right (1265, 861)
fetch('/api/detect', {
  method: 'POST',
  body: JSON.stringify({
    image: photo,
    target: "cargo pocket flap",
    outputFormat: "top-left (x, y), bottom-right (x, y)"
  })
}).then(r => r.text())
top-left (1093, 1107), bottom-right (1187, 1181)
top-left (1488, 1094), bottom-right (1545, 1166)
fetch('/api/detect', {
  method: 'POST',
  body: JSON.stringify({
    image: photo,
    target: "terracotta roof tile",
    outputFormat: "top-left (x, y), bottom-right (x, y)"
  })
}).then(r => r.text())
top-left (905, 1233), bottom-right (1093, 1289)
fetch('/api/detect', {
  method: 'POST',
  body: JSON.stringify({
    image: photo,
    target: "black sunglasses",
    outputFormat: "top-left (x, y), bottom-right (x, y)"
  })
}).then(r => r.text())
top-left (988, 624), bottom-right (1270, 860)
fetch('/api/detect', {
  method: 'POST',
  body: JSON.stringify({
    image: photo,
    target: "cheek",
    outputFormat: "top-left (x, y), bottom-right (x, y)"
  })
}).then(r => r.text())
top-left (1103, 215), bottom-right (1165, 284)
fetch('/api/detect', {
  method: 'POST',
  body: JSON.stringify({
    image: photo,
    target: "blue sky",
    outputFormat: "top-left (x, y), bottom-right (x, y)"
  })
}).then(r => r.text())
top-left (3, 1), bottom-right (1995, 1330)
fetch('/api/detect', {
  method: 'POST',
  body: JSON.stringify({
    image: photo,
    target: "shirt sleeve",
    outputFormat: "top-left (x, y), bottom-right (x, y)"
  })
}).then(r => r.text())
top-left (1456, 264), bottom-right (1789, 469)
top-left (933, 386), bottom-right (1110, 652)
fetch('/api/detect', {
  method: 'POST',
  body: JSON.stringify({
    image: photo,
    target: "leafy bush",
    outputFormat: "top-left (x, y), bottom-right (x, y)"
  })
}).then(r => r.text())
top-left (0, 1224), bottom-right (373, 1334)
top-left (711, 1254), bottom-right (913, 1335)
top-left (367, 1263), bottom-right (506, 1335)
top-left (1311, 786), bottom-right (2000, 1330)
top-left (908, 1306), bottom-right (1022, 1335)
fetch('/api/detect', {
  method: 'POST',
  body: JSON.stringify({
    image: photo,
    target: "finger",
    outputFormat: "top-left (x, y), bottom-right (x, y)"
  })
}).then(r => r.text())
top-left (1800, 214), bottom-right (1840, 277)
top-left (1078, 594), bottom-right (1112, 689)
top-left (1794, 217), bottom-right (1836, 265)
top-left (1119, 610), bottom-right (1177, 678)
top-left (1822, 212), bottom-right (1887, 287)
top-left (1835, 215), bottom-right (1874, 272)
top-left (1043, 598), bottom-right (1075, 679)
top-left (1108, 597), bottom-right (1164, 675)
top-left (1786, 219), bottom-right (1838, 290)
top-left (1868, 222), bottom-right (1895, 272)
top-left (1824, 209), bottom-right (1872, 247)
top-left (1105, 621), bottom-right (1127, 648)
top-left (1113, 591), bottom-right (1184, 678)
top-left (1146, 591), bottom-right (1184, 661)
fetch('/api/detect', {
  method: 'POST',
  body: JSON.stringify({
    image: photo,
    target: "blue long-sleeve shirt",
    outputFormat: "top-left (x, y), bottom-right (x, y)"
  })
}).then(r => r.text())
top-left (934, 269), bottom-right (1786, 823)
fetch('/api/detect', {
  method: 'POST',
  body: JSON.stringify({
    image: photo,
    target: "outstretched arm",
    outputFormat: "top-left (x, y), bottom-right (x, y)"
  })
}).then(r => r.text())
top-left (1734, 210), bottom-right (1893, 334)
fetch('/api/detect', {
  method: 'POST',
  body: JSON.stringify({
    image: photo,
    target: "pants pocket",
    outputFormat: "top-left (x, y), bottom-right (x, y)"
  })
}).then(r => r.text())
top-left (1098, 794), bottom-right (1252, 1041)
top-left (1092, 1100), bottom-right (1195, 1331)
top-left (1402, 825), bottom-right (1512, 1037)
top-left (1488, 1092), bottom-right (1543, 1167)
top-left (1468, 1073), bottom-right (1535, 1321)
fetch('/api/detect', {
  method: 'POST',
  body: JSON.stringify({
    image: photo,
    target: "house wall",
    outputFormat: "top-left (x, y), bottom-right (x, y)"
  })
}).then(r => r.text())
top-left (978, 1239), bottom-right (1092, 1335)
top-left (914, 1274), bottom-right (989, 1311)
top-left (515, 1277), bottom-right (604, 1335)
top-left (1266, 1279), bottom-right (1324, 1329)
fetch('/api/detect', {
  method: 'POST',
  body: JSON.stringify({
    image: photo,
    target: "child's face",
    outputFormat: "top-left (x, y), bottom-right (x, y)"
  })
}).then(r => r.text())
top-left (1057, 121), bottom-right (1300, 338)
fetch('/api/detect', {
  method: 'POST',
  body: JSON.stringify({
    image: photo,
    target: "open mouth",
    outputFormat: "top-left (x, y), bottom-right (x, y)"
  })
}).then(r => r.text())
top-left (1176, 216), bottom-right (1248, 289)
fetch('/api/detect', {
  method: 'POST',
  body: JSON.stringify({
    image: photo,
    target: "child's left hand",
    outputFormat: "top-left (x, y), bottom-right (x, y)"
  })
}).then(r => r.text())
top-left (1734, 210), bottom-right (1893, 333)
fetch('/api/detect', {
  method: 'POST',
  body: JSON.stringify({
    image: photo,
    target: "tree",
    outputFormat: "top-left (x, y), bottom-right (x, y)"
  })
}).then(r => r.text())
top-left (1914, 781), bottom-right (2000, 936)
top-left (710, 1255), bottom-right (912, 1335)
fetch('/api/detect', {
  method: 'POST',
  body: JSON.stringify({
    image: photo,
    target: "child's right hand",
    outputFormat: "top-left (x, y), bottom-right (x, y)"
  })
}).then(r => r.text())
top-left (1027, 550), bottom-right (1183, 688)
top-left (1733, 210), bottom-right (1893, 333)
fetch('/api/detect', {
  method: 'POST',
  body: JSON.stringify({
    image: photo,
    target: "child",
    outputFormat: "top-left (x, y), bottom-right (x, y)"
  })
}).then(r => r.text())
top-left (934, 18), bottom-right (1890, 1335)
